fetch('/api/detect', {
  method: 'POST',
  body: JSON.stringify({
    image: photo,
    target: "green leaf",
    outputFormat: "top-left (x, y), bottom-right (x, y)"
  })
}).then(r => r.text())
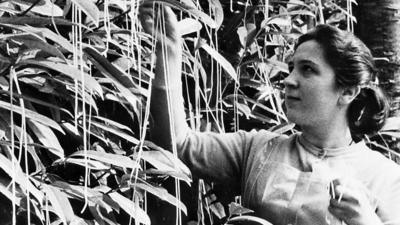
top-left (12, 125), bottom-right (45, 172)
top-left (52, 181), bottom-right (113, 212)
top-left (199, 40), bottom-right (238, 83)
top-left (0, 100), bottom-right (64, 134)
top-left (262, 10), bottom-right (315, 27)
top-left (228, 202), bottom-right (254, 216)
top-left (19, 26), bottom-right (74, 53)
top-left (43, 184), bottom-right (75, 224)
top-left (227, 215), bottom-right (273, 225)
top-left (124, 176), bottom-right (187, 214)
top-left (70, 0), bottom-right (100, 26)
top-left (89, 204), bottom-right (117, 225)
top-left (83, 47), bottom-right (142, 114)
top-left (93, 116), bottom-right (134, 133)
top-left (268, 122), bottom-right (295, 134)
top-left (57, 157), bottom-right (110, 170)
top-left (225, 94), bottom-right (287, 121)
top-left (178, 18), bottom-right (202, 36)
top-left (7, 33), bottom-right (66, 61)
top-left (366, 141), bottom-right (400, 159)
top-left (108, 191), bottom-right (150, 225)
top-left (0, 177), bottom-right (21, 206)
top-left (28, 120), bottom-right (64, 158)
top-left (381, 117), bottom-right (400, 131)
top-left (0, 90), bottom-right (73, 119)
top-left (0, 17), bottom-right (77, 27)
top-left (12, 0), bottom-right (63, 16)
top-left (0, 154), bottom-right (44, 203)
top-left (83, 47), bottom-right (139, 91)
top-left (380, 131), bottom-right (400, 139)
top-left (208, 0), bottom-right (224, 28)
top-left (90, 120), bottom-right (139, 145)
top-left (140, 141), bottom-right (192, 184)
top-left (69, 150), bottom-right (140, 170)
top-left (18, 59), bottom-right (103, 97)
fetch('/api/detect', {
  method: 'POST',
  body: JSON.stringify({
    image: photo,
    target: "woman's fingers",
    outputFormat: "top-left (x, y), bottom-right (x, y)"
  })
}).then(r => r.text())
top-left (329, 198), bottom-right (355, 220)
top-left (333, 184), bottom-right (361, 204)
top-left (139, 3), bottom-right (179, 41)
top-left (328, 178), bottom-right (382, 225)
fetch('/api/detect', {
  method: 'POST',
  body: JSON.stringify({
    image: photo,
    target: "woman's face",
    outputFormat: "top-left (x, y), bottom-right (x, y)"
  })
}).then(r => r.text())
top-left (284, 40), bottom-right (342, 128)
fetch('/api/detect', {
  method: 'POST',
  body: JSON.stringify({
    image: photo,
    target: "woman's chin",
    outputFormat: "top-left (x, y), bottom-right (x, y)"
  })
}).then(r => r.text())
top-left (286, 110), bottom-right (300, 124)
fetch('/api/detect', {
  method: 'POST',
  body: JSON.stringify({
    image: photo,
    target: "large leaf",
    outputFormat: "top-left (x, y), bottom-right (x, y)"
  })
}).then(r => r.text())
top-left (140, 141), bottom-right (192, 184)
top-left (262, 10), bottom-right (316, 26)
top-left (17, 25), bottom-right (74, 53)
top-left (90, 120), bottom-right (139, 145)
top-left (178, 18), bottom-right (202, 36)
top-left (69, 150), bottom-right (140, 170)
top-left (0, 176), bottom-right (21, 206)
top-left (0, 154), bottom-right (44, 203)
top-left (52, 181), bottom-right (113, 212)
top-left (5, 33), bottom-right (66, 61)
top-left (57, 157), bottom-right (110, 170)
top-left (381, 117), bottom-right (400, 131)
top-left (70, 0), bottom-right (100, 26)
top-left (93, 116), bottom-right (134, 133)
top-left (0, 100), bottom-right (64, 134)
top-left (83, 47), bottom-right (142, 114)
top-left (268, 122), bottom-right (295, 134)
top-left (0, 17), bottom-right (77, 27)
top-left (225, 94), bottom-right (287, 121)
top-left (12, 125), bottom-right (45, 173)
top-left (83, 47), bottom-right (139, 91)
top-left (208, 0), bottom-right (223, 28)
top-left (12, 0), bottom-right (63, 16)
top-left (0, 90), bottom-right (73, 119)
top-left (28, 120), bottom-right (64, 158)
top-left (108, 191), bottom-right (150, 225)
top-left (18, 59), bottom-right (103, 97)
top-left (229, 202), bottom-right (254, 216)
top-left (43, 184), bottom-right (75, 225)
top-left (199, 39), bottom-right (238, 83)
top-left (123, 176), bottom-right (187, 214)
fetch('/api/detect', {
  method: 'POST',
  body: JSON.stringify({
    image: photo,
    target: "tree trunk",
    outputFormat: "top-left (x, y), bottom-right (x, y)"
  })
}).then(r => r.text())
top-left (354, 0), bottom-right (400, 116)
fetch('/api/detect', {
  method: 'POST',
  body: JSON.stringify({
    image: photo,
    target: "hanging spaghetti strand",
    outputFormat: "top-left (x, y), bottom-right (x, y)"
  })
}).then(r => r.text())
top-left (158, 5), bottom-right (183, 225)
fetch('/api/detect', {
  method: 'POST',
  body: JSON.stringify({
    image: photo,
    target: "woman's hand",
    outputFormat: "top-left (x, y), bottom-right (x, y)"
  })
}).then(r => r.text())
top-left (139, 3), bottom-right (181, 50)
top-left (328, 179), bottom-right (383, 225)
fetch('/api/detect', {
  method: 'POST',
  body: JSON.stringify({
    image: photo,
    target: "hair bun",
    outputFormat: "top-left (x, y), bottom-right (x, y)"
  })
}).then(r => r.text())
top-left (349, 86), bottom-right (389, 136)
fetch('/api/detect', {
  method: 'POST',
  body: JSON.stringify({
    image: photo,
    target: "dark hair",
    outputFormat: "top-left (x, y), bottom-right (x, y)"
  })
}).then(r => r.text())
top-left (295, 24), bottom-right (389, 136)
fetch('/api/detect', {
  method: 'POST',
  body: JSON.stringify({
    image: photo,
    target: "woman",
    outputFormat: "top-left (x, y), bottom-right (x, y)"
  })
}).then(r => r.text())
top-left (140, 5), bottom-right (400, 225)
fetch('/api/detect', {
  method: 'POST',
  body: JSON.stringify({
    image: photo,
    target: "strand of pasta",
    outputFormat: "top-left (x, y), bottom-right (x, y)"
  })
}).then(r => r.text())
top-left (11, 67), bottom-right (31, 225)
top-left (158, 5), bottom-right (183, 225)
top-left (9, 64), bottom-right (16, 225)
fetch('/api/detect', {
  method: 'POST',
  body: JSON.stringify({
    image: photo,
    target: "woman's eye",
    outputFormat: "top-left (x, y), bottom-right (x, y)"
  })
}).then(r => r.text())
top-left (301, 65), bottom-right (314, 73)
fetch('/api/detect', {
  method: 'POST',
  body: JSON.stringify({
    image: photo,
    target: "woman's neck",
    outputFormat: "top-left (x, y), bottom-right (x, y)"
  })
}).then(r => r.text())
top-left (301, 121), bottom-right (353, 149)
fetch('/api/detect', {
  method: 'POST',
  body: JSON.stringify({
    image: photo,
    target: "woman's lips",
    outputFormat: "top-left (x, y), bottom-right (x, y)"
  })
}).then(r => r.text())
top-left (286, 96), bottom-right (301, 101)
top-left (285, 96), bottom-right (301, 107)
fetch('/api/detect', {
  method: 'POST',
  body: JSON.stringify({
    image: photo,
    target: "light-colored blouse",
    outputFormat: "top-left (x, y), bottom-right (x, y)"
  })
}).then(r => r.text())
top-left (178, 129), bottom-right (400, 225)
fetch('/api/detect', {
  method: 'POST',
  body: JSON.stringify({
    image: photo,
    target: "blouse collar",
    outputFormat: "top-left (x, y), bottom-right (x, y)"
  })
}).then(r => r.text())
top-left (296, 133), bottom-right (365, 157)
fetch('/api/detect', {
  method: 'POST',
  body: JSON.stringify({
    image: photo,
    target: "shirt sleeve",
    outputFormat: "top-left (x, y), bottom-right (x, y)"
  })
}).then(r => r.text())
top-left (177, 129), bottom-right (278, 187)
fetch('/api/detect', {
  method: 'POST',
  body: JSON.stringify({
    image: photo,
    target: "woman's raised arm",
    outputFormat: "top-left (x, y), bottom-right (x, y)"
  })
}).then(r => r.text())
top-left (139, 4), bottom-right (189, 150)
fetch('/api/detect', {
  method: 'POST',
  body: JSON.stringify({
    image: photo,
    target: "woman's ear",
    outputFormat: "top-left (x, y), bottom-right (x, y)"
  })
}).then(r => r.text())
top-left (338, 85), bottom-right (361, 106)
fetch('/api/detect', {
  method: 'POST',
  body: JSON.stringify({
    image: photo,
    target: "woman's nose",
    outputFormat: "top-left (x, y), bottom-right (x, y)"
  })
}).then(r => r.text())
top-left (283, 71), bottom-right (297, 88)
